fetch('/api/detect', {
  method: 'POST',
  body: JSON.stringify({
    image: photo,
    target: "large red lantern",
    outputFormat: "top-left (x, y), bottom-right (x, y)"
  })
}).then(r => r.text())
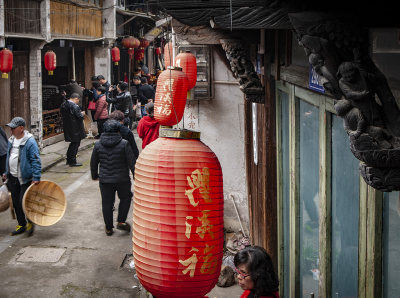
top-left (111, 47), bottom-right (120, 65)
top-left (133, 132), bottom-right (224, 298)
top-left (44, 50), bottom-right (56, 75)
top-left (135, 48), bottom-right (145, 61)
top-left (140, 38), bottom-right (150, 49)
top-left (164, 42), bottom-right (174, 68)
top-left (121, 36), bottom-right (140, 49)
top-left (154, 67), bottom-right (189, 126)
top-left (0, 48), bottom-right (13, 79)
top-left (175, 51), bottom-right (197, 90)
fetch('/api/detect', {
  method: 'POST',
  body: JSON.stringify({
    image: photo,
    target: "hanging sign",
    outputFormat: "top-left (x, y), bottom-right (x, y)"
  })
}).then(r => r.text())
top-left (309, 64), bottom-right (325, 93)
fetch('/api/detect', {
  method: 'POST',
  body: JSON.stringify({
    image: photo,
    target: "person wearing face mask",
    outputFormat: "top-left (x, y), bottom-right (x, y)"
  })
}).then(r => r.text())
top-left (234, 246), bottom-right (279, 298)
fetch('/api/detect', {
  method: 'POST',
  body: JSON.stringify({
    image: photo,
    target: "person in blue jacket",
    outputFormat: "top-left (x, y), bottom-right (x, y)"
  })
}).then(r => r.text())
top-left (1, 117), bottom-right (41, 236)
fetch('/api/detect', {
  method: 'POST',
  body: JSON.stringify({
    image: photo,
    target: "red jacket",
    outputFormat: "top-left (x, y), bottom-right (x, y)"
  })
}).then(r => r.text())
top-left (240, 290), bottom-right (280, 298)
top-left (137, 116), bottom-right (160, 149)
top-left (94, 95), bottom-right (108, 120)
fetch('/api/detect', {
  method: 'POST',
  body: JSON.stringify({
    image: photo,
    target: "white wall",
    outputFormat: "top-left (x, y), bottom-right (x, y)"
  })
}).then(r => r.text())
top-left (181, 48), bottom-right (248, 234)
top-left (93, 47), bottom-right (110, 82)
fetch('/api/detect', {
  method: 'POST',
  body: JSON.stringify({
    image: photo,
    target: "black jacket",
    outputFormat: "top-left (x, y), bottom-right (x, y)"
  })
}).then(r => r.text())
top-left (60, 100), bottom-right (86, 142)
top-left (0, 126), bottom-right (8, 156)
top-left (119, 124), bottom-right (139, 161)
top-left (139, 84), bottom-right (155, 105)
top-left (107, 91), bottom-right (131, 116)
top-left (90, 132), bottom-right (135, 183)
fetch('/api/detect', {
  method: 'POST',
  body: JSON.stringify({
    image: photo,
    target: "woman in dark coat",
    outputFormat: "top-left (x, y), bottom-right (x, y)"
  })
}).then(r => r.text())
top-left (60, 93), bottom-right (86, 166)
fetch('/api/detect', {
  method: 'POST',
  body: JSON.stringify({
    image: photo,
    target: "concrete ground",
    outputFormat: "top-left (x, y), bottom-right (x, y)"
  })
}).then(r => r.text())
top-left (0, 131), bottom-right (242, 298)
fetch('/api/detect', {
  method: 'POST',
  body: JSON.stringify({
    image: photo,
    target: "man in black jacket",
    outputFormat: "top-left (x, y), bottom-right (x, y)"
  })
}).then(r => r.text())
top-left (60, 93), bottom-right (86, 167)
top-left (138, 76), bottom-right (155, 117)
top-left (107, 81), bottom-right (131, 126)
top-left (90, 120), bottom-right (135, 236)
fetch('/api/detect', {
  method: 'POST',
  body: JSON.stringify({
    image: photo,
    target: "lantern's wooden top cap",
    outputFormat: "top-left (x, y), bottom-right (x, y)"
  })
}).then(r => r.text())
top-left (160, 127), bottom-right (200, 139)
top-left (167, 66), bottom-right (182, 71)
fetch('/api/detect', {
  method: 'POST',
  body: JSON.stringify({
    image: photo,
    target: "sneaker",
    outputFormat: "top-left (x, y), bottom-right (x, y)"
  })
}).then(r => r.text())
top-left (105, 228), bottom-right (113, 236)
top-left (117, 222), bottom-right (131, 232)
top-left (11, 225), bottom-right (26, 236)
top-left (26, 222), bottom-right (34, 237)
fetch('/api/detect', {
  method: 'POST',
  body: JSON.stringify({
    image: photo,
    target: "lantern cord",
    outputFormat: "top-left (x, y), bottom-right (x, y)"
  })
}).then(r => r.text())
top-left (166, 14), bottom-right (180, 127)
top-left (230, 0), bottom-right (233, 31)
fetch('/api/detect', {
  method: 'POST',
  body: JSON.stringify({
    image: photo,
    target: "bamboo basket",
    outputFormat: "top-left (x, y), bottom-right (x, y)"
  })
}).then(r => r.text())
top-left (22, 180), bottom-right (67, 226)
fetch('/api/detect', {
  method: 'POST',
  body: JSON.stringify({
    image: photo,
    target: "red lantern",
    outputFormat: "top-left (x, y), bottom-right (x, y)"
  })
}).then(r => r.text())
top-left (155, 47), bottom-right (162, 56)
top-left (135, 48), bottom-right (145, 61)
top-left (121, 36), bottom-right (140, 49)
top-left (140, 38), bottom-right (150, 48)
top-left (154, 67), bottom-right (189, 126)
top-left (44, 50), bottom-right (56, 75)
top-left (133, 134), bottom-right (224, 298)
top-left (164, 42), bottom-right (174, 68)
top-left (111, 47), bottom-right (120, 65)
top-left (0, 48), bottom-right (13, 79)
top-left (128, 48), bottom-right (135, 59)
top-left (175, 51), bottom-right (197, 90)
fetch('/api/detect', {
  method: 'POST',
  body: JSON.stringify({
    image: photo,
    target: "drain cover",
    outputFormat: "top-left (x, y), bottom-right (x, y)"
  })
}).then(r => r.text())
top-left (16, 246), bottom-right (66, 263)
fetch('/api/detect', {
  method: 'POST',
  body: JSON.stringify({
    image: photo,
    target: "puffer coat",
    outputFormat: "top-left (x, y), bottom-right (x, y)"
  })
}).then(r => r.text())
top-left (90, 132), bottom-right (135, 183)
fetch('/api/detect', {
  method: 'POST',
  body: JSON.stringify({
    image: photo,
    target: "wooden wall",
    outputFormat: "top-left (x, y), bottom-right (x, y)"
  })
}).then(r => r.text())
top-left (4, 0), bottom-right (41, 35)
top-left (244, 30), bottom-right (278, 267)
top-left (50, 1), bottom-right (102, 38)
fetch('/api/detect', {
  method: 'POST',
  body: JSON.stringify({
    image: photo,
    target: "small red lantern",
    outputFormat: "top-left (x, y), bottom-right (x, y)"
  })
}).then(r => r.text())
top-left (140, 38), bottom-right (150, 48)
top-left (111, 47), bottom-right (120, 66)
top-left (135, 48), bottom-right (145, 61)
top-left (128, 48), bottom-right (135, 59)
top-left (154, 67), bottom-right (189, 126)
top-left (164, 42), bottom-right (174, 68)
top-left (0, 48), bottom-right (13, 79)
top-left (175, 51), bottom-right (197, 90)
top-left (121, 36), bottom-right (140, 49)
top-left (133, 134), bottom-right (224, 298)
top-left (155, 47), bottom-right (161, 56)
top-left (44, 50), bottom-right (56, 75)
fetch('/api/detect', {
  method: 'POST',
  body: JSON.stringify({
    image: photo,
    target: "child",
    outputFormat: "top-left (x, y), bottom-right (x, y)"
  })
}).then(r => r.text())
top-left (234, 246), bottom-right (279, 298)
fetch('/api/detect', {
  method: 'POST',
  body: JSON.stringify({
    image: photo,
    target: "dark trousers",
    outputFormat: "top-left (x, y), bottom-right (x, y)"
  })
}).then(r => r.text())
top-left (66, 141), bottom-right (81, 164)
top-left (99, 181), bottom-right (132, 230)
top-left (0, 154), bottom-right (6, 176)
top-left (97, 119), bottom-right (107, 136)
top-left (7, 175), bottom-right (31, 227)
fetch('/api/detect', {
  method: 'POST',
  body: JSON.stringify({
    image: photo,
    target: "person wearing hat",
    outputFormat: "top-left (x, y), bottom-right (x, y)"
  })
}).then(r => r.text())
top-left (137, 102), bottom-right (160, 149)
top-left (90, 119), bottom-right (135, 236)
top-left (1, 117), bottom-right (41, 236)
top-left (60, 93), bottom-right (86, 166)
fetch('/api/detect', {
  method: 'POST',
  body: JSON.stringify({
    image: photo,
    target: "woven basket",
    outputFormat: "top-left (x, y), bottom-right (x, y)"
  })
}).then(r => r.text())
top-left (22, 180), bottom-right (67, 226)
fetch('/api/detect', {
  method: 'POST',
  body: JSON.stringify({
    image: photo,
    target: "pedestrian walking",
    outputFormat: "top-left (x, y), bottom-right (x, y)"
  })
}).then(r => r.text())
top-left (108, 110), bottom-right (139, 162)
top-left (138, 76), bottom-right (155, 117)
top-left (60, 93), bottom-right (86, 167)
top-left (1, 117), bottom-right (41, 236)
top-left (234, 246), bottom-right (280, 298)
top-left (137, 102), bottom-right (160, 149)
top-left (0, 126), bottom-right (8, 176)
top-left (90, 120), bottom-right (135, 236)
top-left (93, 86), bottom-right (108, 138)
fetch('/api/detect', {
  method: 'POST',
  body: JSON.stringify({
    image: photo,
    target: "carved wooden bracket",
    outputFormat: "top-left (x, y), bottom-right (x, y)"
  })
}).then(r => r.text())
top-left (220, 39), bottom-right (264, 103)
top-left (289, 12), bottom-right (400, 191)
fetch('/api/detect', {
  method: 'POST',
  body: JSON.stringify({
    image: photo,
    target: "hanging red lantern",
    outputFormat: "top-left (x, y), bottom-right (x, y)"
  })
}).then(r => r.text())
top-left (135, 48), bottom-right (145, 61)
top-left (121, 36), bottom-right (140, 49)
top-left (154, 67), bottom-right (189, 126)
top-left (140, 38), bottom-right (150, 49)
top-left (111, 47), bottom-right (120, 65)
top-left (133, 133), bottom-right (224, 298)
top-left (44, 50), bottom-right (56, 75)
top-left (155, 47), bottom-right (162, 56)
top-left (175, 51), bottom-right (197, 90)
top-left (0, 48), bottom-right (13, 79)
top-left (164, 42), bottom-right (174, 68)
top-left (128, 48), bottom-right (135, 59)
